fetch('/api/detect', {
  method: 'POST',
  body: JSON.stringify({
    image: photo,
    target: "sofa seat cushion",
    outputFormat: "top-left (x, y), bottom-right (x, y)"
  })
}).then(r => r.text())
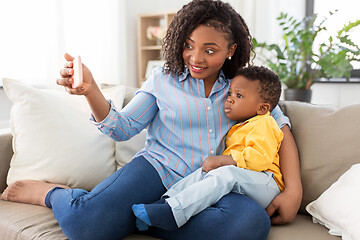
top-left (0, 200), bottom-right (66, 240)
top-left (0, 200), bottom-right (158, 240)
top-left (268, 214), bottom-right (340, 240)
top-left (0, 198), bottom-right (338, 240)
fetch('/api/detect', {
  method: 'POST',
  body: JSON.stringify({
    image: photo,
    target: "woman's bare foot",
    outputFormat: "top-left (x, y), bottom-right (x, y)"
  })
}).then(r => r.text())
top-left (1, 180), bottom-right (70, 207)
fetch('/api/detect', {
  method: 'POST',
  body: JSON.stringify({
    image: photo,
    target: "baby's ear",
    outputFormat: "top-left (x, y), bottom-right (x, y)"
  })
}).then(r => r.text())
top-left (257, 103), bottom-right (270, 115)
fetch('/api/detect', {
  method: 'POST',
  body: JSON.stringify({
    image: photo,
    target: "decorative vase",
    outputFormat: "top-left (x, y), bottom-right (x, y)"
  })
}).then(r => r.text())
top-left (284, 88), bottom-right (312, 103)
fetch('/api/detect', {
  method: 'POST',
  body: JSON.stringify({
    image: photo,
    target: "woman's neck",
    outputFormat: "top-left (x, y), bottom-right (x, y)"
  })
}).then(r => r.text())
top-left (203, 77), bottom-right (218, 98)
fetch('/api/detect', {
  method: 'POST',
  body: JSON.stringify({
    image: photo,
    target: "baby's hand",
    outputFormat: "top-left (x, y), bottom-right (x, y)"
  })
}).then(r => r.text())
top-left (202, 155), bottom-right (237, 173)
top-left (57, 53), bottom-right (95, 96)
top-left (202, 156), bottom-right (221, 173)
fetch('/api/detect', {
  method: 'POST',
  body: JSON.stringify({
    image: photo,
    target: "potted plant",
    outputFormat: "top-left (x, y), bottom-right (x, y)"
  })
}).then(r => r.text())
top-left (253, 11), bottom-right (360, 102)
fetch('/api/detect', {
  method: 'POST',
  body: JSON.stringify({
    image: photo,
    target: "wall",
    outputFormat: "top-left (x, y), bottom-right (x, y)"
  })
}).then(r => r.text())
top-left (311, 82), bottom-right (360, 107)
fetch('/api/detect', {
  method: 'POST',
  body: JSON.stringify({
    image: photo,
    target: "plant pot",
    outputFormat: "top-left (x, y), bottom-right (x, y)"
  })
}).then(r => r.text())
top-left (284, 88), bottom-right (312, 102)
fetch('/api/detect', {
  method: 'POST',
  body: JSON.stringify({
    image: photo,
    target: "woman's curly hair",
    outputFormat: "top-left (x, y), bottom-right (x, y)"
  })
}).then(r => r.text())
top-left (162, 0), bottom-right (253, 79)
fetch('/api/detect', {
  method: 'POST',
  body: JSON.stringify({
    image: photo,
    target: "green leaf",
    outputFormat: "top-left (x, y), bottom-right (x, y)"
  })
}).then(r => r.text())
top-left (338, 19), bottom-right (360, 36)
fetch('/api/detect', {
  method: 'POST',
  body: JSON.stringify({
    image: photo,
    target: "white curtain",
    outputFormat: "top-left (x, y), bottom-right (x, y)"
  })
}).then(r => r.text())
top-left (227, 0), bottom-right (305, 64)
top-left (0, 0), bottom-right (125, 88)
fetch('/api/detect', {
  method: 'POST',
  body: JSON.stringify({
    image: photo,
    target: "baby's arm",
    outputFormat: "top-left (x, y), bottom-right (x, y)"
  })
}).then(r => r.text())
top-left (202, 155), bottom-right (236, 173)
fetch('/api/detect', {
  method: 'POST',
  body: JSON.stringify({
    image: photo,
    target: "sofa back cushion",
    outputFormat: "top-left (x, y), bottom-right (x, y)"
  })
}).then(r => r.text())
top-left (3, 79), bottom-right (126, 191)
top-left (279, 101), bottom-right (360, 213)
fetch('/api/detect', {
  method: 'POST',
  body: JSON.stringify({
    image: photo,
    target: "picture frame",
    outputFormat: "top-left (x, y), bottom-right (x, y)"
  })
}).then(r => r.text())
top-left (145, 60), bottom-right (165, 79)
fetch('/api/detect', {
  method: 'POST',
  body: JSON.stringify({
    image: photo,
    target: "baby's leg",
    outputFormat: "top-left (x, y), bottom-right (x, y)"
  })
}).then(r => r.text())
top-left (145, 193), bottom-right (271, 240)
top-left (132, 200), bottom-right (177, 231)
top-left (132, 169), bottom-right (205, 231)
top-left (227, 167), bottom-right (281, 208)
top-left (133, 166), bottom-right (239, 230)
top-left (163, 168), bottom-right (205, 198)
top-left (1, 180), bottom-right (70, 206)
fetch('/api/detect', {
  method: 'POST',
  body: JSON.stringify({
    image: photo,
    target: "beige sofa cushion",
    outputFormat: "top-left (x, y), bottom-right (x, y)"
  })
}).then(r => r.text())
top-left (268, 214), bottom-right (339, 240)
top-left (279, 101), bottom-right (360, 213)
top-left (3, 79), bottom-right (125, 191)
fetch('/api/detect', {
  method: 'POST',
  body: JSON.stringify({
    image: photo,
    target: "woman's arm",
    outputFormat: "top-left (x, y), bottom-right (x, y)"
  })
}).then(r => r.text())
top-left (97, 92), bottom-right (158, 141)
top-left (57, 53), bottom-right (157, 140)
top-left (266, 125), bottom-right (303, 224)
top-left (85, 81), bottom-right (111, 122)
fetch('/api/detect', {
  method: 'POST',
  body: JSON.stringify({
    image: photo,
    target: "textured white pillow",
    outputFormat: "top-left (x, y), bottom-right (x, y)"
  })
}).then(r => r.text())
top-left (306, 164), bottom-right (360, 240)
top-left (3, 78), bottom-right (125, 191)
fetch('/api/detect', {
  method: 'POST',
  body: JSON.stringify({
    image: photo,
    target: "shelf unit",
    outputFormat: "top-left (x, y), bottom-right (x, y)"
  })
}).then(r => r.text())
top-left (137, 10), bottom-right (177, 87)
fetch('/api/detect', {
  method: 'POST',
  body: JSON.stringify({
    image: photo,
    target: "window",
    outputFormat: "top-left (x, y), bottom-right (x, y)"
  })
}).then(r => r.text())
top-left (306, 0), bottom-right (360, 80)
top-left (0, 0), bottom-right (124, 88)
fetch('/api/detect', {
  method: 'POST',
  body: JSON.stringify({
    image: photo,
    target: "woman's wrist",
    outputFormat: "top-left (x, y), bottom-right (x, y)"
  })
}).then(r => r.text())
top-left (84, 79), bottom-right (99, 97)
top-left (84, 81), bottom-right (111, 122)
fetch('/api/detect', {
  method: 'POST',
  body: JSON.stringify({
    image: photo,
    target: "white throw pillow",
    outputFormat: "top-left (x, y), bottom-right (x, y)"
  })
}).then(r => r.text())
top-left (306, 163), bottom-right (360, 240)
top-left (115, 129), bottom-right (147, 170)
top-left (3, 78), bottom-right (125, 191)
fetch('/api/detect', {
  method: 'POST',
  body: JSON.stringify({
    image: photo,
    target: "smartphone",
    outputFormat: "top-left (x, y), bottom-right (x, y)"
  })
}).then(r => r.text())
top-left (72, 56), bottom-right (83, 88)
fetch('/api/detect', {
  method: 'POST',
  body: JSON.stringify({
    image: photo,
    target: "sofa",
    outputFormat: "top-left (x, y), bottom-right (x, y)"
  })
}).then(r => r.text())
top-left (1, 79), bottom-right (359, 239)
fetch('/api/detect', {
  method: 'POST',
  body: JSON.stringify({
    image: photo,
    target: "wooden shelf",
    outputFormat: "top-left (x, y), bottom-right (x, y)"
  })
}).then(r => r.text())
top-left (141, 45), bottom-right (162, 50)
top-left (137, 10), bottom-right (177, 87)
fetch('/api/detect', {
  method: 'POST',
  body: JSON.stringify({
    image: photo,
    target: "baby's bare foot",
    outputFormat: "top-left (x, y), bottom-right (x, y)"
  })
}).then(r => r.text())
top-left (1, 180), bottom-right (70, 207)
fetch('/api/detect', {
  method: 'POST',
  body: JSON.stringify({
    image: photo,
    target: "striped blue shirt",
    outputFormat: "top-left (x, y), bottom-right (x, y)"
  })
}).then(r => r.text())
top-left (93, 67), bottom-right (290, 189)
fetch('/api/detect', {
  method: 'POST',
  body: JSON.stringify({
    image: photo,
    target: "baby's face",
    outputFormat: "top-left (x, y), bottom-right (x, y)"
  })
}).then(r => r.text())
top-left (225, 76), bottom-right (262, 122)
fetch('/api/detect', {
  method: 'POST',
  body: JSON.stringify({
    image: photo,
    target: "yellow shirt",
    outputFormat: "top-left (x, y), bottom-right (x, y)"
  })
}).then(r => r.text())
top-left (222, 112), bottom-right (284, 191)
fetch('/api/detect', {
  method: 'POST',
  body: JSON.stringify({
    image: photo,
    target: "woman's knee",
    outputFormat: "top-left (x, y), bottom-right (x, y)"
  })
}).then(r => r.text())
top-left (215, 193), bottom-right (271, 240)
top-left (145, 193), bottom-right (270, 240)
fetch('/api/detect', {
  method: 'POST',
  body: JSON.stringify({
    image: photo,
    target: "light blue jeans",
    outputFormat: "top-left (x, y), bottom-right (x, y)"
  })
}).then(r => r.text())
top-left (164, 165), bottom-right (280, 227)
top-left (45, 156), bottom-right (271, 240)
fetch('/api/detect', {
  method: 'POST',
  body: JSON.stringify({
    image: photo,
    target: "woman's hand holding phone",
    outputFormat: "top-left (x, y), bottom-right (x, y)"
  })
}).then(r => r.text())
top-left (57, 53), bottom-right (95, 96)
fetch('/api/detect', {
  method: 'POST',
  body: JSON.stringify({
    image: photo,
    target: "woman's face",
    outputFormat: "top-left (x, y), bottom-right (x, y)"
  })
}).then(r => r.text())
top-left (182, 25), bottom-right (235, 83)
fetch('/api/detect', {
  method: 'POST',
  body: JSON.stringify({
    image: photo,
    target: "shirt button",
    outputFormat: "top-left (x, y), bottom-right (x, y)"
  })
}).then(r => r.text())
top-left (207, 106), bottom-right (211, 110)
top-left (209, 129), bottom-right (213, 133)
top-left (211, 150), bottom-right (215, 154)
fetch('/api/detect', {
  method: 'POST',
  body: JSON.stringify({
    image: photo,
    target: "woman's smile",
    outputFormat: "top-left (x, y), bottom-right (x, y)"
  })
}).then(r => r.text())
top-left (190, 64), bottom-right (207, 73)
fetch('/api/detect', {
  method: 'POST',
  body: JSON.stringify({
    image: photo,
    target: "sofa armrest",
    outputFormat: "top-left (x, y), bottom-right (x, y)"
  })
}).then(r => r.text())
top-left (0, 129), bottom-right (12, 192)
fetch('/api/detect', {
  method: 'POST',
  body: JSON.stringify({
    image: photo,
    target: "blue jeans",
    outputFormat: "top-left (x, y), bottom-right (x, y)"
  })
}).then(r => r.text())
top-left (45, 156), bottom-right (270, 240)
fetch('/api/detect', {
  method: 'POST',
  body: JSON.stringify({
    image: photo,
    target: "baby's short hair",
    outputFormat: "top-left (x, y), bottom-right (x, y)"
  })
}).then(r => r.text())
top-left (235, 66), bottom-right (281, 110)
